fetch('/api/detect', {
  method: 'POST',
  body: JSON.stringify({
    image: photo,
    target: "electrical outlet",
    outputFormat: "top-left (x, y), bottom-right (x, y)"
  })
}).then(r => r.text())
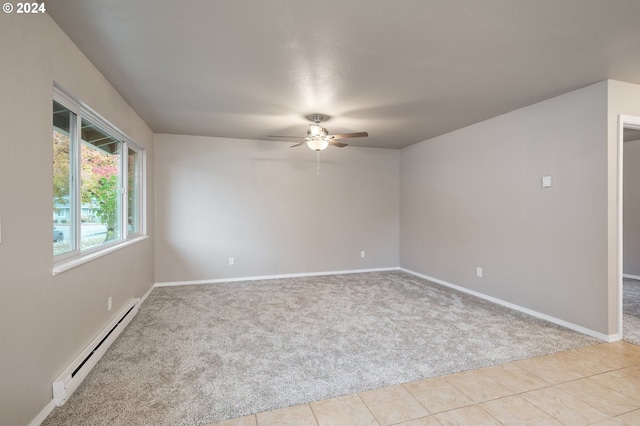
top-left (229, 257), bottom-right (234, 265)
top-left (476, 267), bottom-right (483, 278)
top-left (361, 250), bottom-right (365, 258)
top-left (108, 297), bottom-right (112, 311)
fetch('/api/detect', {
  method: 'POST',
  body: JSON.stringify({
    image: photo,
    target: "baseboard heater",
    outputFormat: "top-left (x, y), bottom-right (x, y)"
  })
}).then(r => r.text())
top-left (52, 298), bottom-right (140, 406)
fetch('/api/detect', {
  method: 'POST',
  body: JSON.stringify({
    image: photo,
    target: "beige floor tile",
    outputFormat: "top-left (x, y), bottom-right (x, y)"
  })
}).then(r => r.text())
top-left (478, 362), bottom-right (550, 393)
top-left (394, 416), bottom-right (443, 426)
top-left (589, 418), bottom-right (624, 425)
top-left (444, 369), bottom-right (513, 403)
top-left (310, 394), bottom-right (379, 426)
top-left (558, 377), bottom-right (639, 416)
top-left (512, 354), bottom-right (586, 384)
top-left (359, 384), bottom-right (429, 425)
top-left (574, 343), bottom-right (640, 369)
top-left (602, 341), bottom-right (640, 357)
top-left (206, 414), bottom-right (257, 426)
top-left (256, 403), bottom-right (318, 426)
top-left (615, 408), bottom-right (640, 425)
top-left (555, 350), bottom-right (619, 376)
top-left (434, 405), bottom-right (501, 426)
top-left (480, 395), bottom-right (563, 425)
top-left (589, 370), bottom-right (640, 404)
top-left (403, 377), bottom-right (473, 414)
top-left (520, 386), bottom-right (609, 425)
top-left (617, 365), bottom-right (640, 378)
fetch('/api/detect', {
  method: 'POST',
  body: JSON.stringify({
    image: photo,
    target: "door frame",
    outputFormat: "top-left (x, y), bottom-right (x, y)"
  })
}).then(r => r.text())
top-left (617, 114), bottom-right (640, 338)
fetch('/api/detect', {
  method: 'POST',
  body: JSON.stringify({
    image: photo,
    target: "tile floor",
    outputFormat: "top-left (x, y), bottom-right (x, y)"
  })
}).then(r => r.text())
top-left (206, 341), bottom-right (640, 425)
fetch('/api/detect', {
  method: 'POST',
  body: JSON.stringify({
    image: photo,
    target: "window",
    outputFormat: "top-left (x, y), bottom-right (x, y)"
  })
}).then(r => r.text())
top-left (53, 87), bottom-right (144, 266)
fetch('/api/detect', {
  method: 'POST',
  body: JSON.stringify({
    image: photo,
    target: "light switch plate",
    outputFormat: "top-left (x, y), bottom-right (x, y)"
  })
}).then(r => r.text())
top-left (542, 176), bottom-right (552, 188)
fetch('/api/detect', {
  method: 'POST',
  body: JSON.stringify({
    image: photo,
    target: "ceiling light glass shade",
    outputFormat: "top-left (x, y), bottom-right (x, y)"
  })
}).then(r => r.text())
top-left (308, 124), bottom-right (325, 137)
top-left (306, 138), bottom-right (329, 151)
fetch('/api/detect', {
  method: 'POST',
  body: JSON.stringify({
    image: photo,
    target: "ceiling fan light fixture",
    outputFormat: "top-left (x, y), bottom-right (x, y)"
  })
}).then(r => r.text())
top-left (308, 123), bottom-right (327, 137)
top-left (306, 138), bottom-right (329, 151)
top-left (268, 113), bottom-right (367, 150)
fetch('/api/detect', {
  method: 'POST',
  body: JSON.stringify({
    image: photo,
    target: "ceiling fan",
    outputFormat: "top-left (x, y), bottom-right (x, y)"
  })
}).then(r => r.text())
top-left (269, 114), bottom-right (368, 150)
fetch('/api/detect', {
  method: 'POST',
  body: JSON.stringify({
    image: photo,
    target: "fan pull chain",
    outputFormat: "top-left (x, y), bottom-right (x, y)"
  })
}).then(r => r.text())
top-left (316, 150), bottom-right (320, 175)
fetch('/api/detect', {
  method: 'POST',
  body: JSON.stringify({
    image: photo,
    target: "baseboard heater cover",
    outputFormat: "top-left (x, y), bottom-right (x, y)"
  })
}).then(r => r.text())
top-left (52, 298), bottom-right (139, 406)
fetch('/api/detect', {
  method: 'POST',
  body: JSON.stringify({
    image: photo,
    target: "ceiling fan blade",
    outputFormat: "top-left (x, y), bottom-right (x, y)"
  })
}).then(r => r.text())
top-left (290, 142), bottom-right (306, 148)
top-left (328, 132), bottom-right (368, 139)
top-left (267, 135), bottom-right (306, 139)
top-left (328, 140), bottom-right (348, 148)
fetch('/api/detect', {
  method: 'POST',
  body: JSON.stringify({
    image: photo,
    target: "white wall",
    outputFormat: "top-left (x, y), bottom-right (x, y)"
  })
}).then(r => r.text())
top-left (0, 14), bottom-right (154, 426)
top-left (154, 134), bottom-right (399, 282)
top-left (400, 82), bottom-right (610, 335)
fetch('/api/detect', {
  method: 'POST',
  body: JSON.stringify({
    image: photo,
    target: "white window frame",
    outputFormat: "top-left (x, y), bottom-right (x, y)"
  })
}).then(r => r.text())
top-left (53, 84), bottom-right (147, 275)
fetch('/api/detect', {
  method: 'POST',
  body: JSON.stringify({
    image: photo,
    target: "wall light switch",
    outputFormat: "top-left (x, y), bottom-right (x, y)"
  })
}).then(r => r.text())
top-left (229, 257), bottom-right (234, 265)
top-left (361, 251), bottom-right (365, 258)
top-left (476, 267), bottom-right (483, 278)
top-left (542, 176), bottom-right (552, 188)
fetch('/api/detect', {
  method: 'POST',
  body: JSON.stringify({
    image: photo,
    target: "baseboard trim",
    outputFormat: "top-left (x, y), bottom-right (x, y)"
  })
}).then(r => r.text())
top-left (623, 273), bottom-right (640, 281)
top-left (28, 399), bottom-right (56, 426)
top-left (140, 283), bottom-right (155, 304)
top-left (155, 267), bottom-right (401, 287)
top-left (400, 268), bottom-right (617, 342)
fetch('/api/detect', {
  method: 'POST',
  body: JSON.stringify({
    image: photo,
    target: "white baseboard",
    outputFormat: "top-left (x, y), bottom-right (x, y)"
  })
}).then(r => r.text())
top-left (623, 273), bottom-right (640, 281)
top-left (606, 333), bottom-right (622, 342)
top-left (400, 268), bottom-right (617, 342)
top-left (140, 283), bottom-right (155, 304)
top-left (155, 267), bottom-right (401, 287)
top-left (28, 399), bottom-right (56, 426)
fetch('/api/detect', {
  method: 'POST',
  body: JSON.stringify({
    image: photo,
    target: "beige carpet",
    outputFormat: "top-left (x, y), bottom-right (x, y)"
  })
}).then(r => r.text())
top-left (624, 277), bottom-right (640, 346)
top-left (43, 271), bottom-right (598, 426)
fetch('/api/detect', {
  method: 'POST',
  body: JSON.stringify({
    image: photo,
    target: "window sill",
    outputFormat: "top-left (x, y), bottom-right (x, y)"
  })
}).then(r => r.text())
top-left (52, 235), bottom-right (149, 276)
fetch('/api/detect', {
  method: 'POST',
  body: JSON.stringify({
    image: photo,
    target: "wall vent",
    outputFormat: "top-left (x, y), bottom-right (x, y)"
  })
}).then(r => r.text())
top-left (52, 298), bottom-right (139, 406)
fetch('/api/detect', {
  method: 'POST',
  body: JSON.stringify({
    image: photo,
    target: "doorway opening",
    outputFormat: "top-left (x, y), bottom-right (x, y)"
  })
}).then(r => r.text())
top-left (619, 115), bottom-right (640, 344)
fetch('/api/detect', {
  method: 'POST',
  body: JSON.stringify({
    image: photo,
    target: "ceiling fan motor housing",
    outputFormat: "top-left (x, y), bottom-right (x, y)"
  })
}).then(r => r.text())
top-left (305, 113), bottom-right (330, 124)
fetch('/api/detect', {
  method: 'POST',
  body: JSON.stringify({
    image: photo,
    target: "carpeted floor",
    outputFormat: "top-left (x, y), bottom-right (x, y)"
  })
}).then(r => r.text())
top-left (43, 271), bottom-right (600, 426)
top-left (624, 277), bottom-right (640, 346)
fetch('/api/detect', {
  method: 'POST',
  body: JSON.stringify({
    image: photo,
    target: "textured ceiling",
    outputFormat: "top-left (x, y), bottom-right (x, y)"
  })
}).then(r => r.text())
top-left (47, 0), bottom-right (640, 149)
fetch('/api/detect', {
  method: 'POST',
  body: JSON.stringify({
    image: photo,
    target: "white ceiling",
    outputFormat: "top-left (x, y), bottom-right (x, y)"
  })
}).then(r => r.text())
top-left (47, 0), bottom-right (640, 149)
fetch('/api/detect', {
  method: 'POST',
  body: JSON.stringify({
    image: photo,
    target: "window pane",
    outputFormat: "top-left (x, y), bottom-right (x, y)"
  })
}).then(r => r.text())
top-left (127, 148), bottom-right (140, 235)
top-left (53, 101), bottom-right (73, 255)
top-left (80, 119), bottom-right (121, 250)
top-left (53, 89), bottom-right (145, 266)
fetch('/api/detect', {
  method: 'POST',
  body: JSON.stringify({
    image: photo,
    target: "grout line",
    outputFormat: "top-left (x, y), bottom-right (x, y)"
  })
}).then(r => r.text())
top-left (475, 404), bottom-right (505, 426)
top-left (387, 414), bottom-right (440, 426)
top-left (400, 383), bottom-right (434, 417)
top-left (306, 402), bottom-right (320, 426)
top-left (355, 393), bottom-right (382, 426)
